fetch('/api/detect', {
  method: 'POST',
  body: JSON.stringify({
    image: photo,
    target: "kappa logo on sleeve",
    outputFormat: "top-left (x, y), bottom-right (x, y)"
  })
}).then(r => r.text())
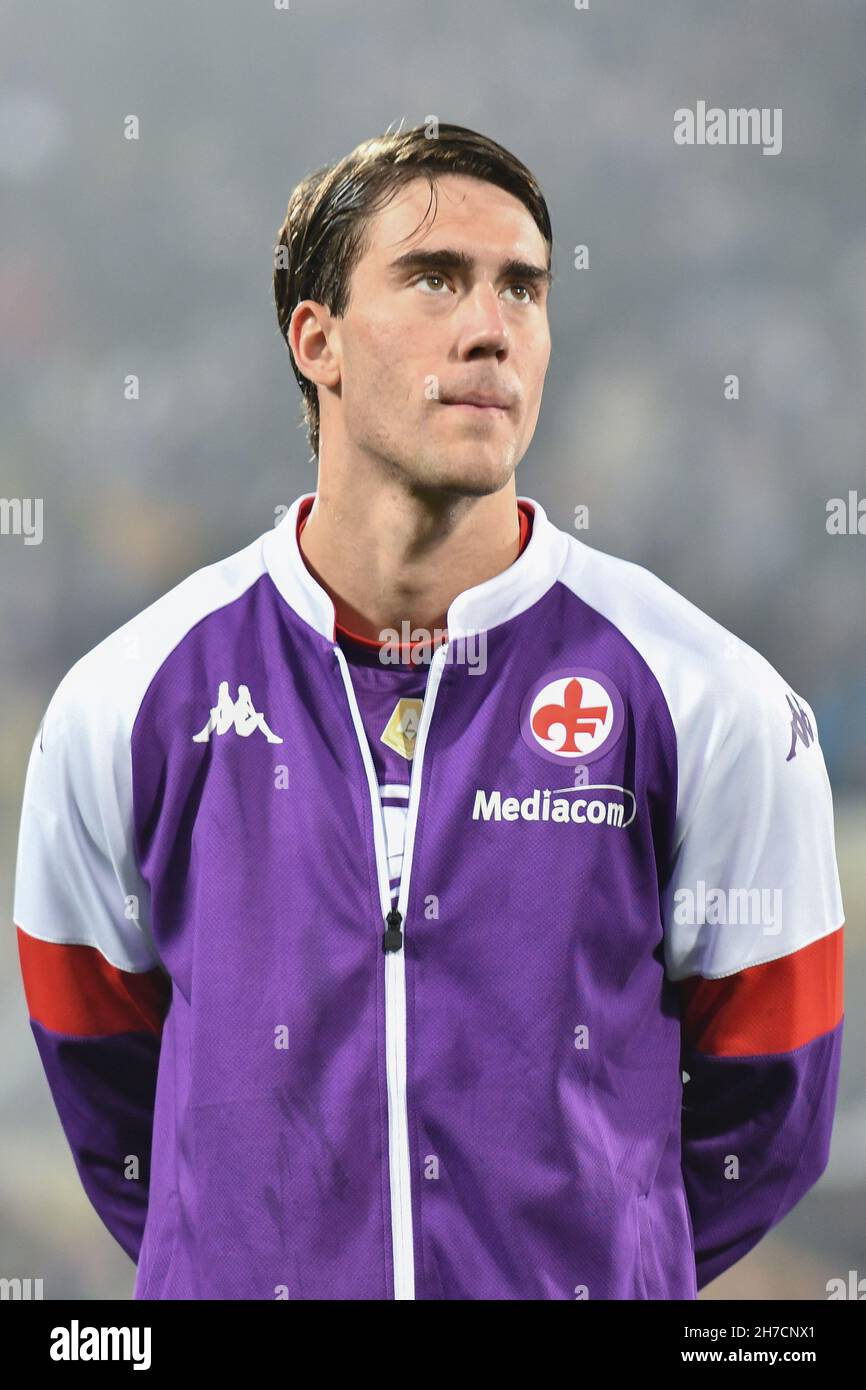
top-left (192, 681), bottom-right (283, 744)
top-left (785, 692), bottom-right (815, 761)
top-left (519, 668), bottom-right (625, 765)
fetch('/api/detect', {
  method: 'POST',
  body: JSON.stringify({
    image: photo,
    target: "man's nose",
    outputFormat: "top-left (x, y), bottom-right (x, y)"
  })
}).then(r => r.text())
top-left (455, 282), bottom-right (510, 356)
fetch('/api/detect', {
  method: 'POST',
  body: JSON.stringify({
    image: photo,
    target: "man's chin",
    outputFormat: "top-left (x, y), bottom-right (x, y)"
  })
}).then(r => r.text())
top-left (407, 448), bottom-right (518, 499)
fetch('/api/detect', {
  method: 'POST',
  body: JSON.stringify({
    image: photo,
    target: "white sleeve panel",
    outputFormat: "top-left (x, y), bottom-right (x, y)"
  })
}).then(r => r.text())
top-left (13, 523), bottom-right (274, 972)
top-left (12, 664), bottom-right (160, 972)
top-left (557, 537), bottom-right (845, 981)
top-left (659, 681), bottom-right (844, 980)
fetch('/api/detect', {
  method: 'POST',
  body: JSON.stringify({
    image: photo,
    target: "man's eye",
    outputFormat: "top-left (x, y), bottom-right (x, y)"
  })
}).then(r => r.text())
top-left (417, 272), bottom-right (449, 293)
top-left (507, 283), bottom-right (536, 303)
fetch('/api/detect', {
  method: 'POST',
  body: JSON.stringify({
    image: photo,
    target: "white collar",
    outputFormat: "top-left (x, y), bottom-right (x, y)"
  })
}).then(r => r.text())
top-left (262, 491), bottom-right (569, 643)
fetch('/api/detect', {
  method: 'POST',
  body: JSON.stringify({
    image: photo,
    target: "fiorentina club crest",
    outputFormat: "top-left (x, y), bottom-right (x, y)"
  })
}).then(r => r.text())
top-left (519, 669), bottom-right (625, 765)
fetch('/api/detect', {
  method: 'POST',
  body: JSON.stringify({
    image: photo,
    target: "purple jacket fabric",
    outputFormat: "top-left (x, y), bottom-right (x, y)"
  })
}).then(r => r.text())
top-left (13, 492), bottom-right (845, 1299)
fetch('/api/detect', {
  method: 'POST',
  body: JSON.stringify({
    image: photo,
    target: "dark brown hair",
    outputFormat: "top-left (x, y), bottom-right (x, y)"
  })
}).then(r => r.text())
top-left (273, 121), bottom-right (553, 459)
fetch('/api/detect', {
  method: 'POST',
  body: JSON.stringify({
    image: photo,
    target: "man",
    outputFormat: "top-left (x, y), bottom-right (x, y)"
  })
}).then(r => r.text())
top-left (14, 123), bottom-right (845, 1300)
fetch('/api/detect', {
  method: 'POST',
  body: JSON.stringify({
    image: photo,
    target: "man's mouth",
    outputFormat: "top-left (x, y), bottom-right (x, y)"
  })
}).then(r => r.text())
top-left (442, 392), bottom-right (512, 414)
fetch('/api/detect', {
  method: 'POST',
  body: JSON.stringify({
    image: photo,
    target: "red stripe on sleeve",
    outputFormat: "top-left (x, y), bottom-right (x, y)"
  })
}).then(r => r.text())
top-left (679, 925), bottom-right (844, 1057)
top-left (16, 925), bottom-right (171, 1037)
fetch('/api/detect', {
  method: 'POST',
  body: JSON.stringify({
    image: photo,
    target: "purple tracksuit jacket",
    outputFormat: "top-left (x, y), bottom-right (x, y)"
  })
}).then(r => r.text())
top-left (13, 491), bottom-right (845, 1299)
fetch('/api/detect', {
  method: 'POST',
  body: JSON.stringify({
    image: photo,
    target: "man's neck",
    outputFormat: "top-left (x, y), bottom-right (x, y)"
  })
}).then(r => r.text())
top-left (297, 479), bottom-right (524, 643)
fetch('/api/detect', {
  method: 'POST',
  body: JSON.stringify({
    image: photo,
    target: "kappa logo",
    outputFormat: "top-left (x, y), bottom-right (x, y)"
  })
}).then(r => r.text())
top-left (519, 668), bottom-right (625, 765)
top-left (192, 681), bottom-right (283, 744)
top-left (785, 692), bottom-right (814, 762)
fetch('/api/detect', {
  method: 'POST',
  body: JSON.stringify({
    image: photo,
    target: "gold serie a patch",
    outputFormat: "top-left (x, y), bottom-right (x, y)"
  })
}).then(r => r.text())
top-left (380, 697), bottom-right (424, 760)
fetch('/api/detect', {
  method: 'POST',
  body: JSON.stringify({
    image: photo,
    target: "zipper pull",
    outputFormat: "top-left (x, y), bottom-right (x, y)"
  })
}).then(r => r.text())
top-left (382, 908), bottom-right (403, 953)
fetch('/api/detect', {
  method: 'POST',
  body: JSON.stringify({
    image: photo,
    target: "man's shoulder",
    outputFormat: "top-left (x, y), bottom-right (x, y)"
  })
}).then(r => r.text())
top-left (555, 528), bottom-right (801, 727)
top-left (39, 525), bottom-right (271, 748)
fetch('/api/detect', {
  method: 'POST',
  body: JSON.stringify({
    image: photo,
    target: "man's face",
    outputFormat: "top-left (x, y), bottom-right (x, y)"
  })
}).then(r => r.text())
top-left (322, 173), bottom-right (552, 497)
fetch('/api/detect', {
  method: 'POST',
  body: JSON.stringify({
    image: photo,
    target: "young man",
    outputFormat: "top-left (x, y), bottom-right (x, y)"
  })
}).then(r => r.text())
top-left (14, 124), bottom-right (844, 1300)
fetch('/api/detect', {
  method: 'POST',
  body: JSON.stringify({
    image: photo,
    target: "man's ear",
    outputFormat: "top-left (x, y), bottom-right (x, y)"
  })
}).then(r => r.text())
top-left (290, 300), bottom-right (341, 391)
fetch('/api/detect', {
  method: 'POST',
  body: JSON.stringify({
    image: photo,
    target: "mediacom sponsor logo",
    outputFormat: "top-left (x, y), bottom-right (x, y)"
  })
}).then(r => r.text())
top-left (472, 785), bottom-right (635, 828)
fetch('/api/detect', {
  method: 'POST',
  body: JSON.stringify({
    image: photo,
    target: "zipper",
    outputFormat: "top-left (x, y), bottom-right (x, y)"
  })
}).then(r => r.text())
top-left (333, 639), bottom-right (450, 1301)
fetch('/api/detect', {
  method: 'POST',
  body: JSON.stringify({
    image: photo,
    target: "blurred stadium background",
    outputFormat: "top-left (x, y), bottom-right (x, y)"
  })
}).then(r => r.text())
top-left (1, 0), bottom-right (863, 1299)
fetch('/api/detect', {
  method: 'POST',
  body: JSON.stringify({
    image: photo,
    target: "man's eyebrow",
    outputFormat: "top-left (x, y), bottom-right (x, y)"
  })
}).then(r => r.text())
top-left (388, 247), bottom-right (553, 288)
